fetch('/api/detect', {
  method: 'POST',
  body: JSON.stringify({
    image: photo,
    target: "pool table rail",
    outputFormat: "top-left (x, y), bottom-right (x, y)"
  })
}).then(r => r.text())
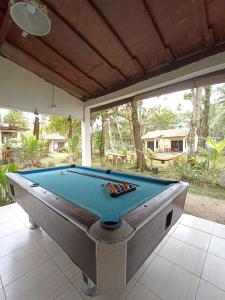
top-left (6, 172), bottom-right (99, 230)
top-left (123, 181), bottom-right (188, 229)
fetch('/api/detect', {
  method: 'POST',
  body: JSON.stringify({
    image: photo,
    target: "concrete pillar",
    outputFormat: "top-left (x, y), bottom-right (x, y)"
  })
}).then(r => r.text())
top-left (153, 139), bottom-right (156, 152)
top-left (49, 140), bottom-right (54, 152)
top-left (82, 107), bottom-right (91, 166)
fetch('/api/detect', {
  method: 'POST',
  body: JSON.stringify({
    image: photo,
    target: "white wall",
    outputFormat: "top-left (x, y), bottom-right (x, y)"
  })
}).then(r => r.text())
top-left (0, 57), bottom-right (84, 120)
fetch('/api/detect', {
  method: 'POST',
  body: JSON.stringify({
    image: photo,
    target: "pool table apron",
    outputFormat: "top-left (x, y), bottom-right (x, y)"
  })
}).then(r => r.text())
top-left (7, 173), bottom-right (187, 296)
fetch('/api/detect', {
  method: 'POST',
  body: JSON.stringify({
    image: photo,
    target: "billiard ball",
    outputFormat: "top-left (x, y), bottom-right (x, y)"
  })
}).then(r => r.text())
top-left (60, 171), bottom-right (65, 175)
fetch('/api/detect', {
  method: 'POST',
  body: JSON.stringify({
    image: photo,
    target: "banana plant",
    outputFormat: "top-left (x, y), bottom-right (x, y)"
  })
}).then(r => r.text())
top-left (201, 139), bottom-right (225, 171)
top-left (0, 163), bottom-right (19, 204)
top-left (21, 134), bottom-right (41, 165)
top-left (68, 135), bottom-right (79, 162)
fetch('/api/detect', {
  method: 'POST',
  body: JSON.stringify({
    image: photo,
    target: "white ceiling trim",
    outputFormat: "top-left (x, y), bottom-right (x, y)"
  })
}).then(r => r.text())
top-left (86, 50), bottom-right (225, 109)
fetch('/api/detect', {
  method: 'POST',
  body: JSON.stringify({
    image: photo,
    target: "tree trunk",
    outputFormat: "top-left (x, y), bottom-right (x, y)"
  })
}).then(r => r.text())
top-left (108, 115), bottom-right (114, 152)
top-left (187, 87), bottom-right (203, 165)
top-left (130, 100), bottom-right (147, 171)
top-left (201, 86), bottom-right (211, 148)
top-left (99, 114), bottom-right (106, 156)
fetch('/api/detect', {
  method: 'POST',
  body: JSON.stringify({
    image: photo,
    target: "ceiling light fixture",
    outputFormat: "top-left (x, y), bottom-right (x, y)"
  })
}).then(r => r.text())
top-left (9, 0), bottom-right (51, 36)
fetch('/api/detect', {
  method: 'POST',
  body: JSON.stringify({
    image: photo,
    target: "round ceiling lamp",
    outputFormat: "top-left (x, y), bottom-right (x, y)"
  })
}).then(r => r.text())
top-left (9, 0), bottom-right (51, 36)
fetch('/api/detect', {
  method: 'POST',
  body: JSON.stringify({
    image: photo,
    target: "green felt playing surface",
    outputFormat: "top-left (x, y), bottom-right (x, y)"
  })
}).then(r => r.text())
top-left (19, 165), bottom-right (176, 222)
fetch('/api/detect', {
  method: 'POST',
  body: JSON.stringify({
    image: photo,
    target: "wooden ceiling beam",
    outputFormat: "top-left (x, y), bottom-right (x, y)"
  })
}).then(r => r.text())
top-left (42, 0), bottom-right (130, 79)
top-left (0, 8), bottom-right (12, 48)
top-left (86, 0), bottom-right (145, 73)
top-left (0, 41), bottom-right (87, 99)
top-left (39, 38), bottom-right (105, 90)
top-left (0, 10), bottom-right (96, 95)
top-left (142, 0), bottom-right (174, 61)
top-left (85, 39), bottom-right (225, 100)
top-left (202, 0), bottom-right (215, 47)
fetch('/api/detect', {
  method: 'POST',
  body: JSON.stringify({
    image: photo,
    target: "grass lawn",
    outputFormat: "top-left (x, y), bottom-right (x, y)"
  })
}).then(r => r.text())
top-left (41, 152), bottom-right (82, 166)
top-left (49, 153), bottom-right (71, 164)
top-left (39, 153), bottom-right (225, 200)
top-left (92, 155), bottom-right (225, 200)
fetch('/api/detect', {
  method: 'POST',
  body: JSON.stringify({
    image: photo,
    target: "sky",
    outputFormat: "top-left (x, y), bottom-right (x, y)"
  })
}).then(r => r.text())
top-left (142, 90), bottom-right (193, 112)
top-left (0, 83), bottom-right (222, 126)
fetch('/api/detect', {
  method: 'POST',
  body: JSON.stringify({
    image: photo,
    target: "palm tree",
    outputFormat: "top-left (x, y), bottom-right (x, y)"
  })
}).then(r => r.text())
top-left (21, 134), bottom-right (41, 165)
top-left (68, 135), bottom-right (79, 162)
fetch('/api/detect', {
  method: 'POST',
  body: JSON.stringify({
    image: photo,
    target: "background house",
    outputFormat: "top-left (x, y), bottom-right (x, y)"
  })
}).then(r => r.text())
top-left (0, 123), bottom-right (28, 160)
top-left (142, 128), bottom-right (197, 153)
top-left (42, 133), bottom-right (67, 152)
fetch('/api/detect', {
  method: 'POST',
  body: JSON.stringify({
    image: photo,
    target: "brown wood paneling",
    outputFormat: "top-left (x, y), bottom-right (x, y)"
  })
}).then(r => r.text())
top-left (40, 8), bottom-right (125, 89)
top-left (7, 24), bottom-right (101, 95)
top-left (207, 0), bottom-right (225, 42)
top-left (44, 0), bottom-right (142, 78)
top-left (0, 0), bottom-right (7, 11)
top-left (1, 42), bottom-right (87, 98)
top-left (0, 8), bottom-right (11, 47)
top-left (92, 0), bottom-right (173, 70)
top-left (145, 0), bottom-right (212, 57)
top-left (1, 0), bottom-right (225, 101)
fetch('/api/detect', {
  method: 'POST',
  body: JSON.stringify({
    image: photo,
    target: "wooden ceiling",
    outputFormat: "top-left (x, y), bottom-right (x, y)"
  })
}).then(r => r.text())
top-left (1, 0), bottom-right (225, 102)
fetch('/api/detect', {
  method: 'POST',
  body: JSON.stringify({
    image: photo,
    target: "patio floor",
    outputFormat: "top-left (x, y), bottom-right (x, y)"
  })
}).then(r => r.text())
top-left (0, 204), bottom-right (225, 300)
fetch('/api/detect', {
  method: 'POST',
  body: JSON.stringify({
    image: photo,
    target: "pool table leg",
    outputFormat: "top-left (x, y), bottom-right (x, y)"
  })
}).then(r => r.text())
top-left (29, 216), bottom-right (40, 230)
top-left (81, 272), bottom-right (97, 296)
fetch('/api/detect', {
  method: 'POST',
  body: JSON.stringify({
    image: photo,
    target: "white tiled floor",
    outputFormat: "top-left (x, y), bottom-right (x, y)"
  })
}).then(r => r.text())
top-left (1, 204), bottom-right (225, 300)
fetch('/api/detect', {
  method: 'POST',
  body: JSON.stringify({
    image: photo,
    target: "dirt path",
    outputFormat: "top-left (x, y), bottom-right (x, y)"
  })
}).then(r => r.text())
top-left (184, 193), bottom-right (225, 224)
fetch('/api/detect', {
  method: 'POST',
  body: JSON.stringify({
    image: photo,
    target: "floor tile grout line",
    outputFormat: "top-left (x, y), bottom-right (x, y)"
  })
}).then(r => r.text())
top-left (134, 280), bottom-right (164, 300)
top-left (197, 278), bottom-right (225, 294)
top-left (0, 227), bottom-right (28, 241)
top-left (199, 223), bottom-right (215, 278)
top-left (194, 223), bottom-right (223, 300)
top-left (0, 275), bottom-right (7, 300)
top-left (2, 208), bottom-right (225, 299)
top-left (0, 237), bottom-right (38, 261)
top-left (30, 239), bottom-right (82, 299)
top-left (6, 206), bottom-right (31, 230)
top-left (168, 234), bottom-right (211, 252)
top-left (155, 253), bottom-right (201, 278)
top-left (179, 221), bottom-right (215, 235)
top-left (157, 235), bottom-right (208, 272)
top-left (153, 236), bottom-right (170, 254)
top-left (133, 252), bottom-right (158, 280)
top-left (35, 237), bottom-right (84, 299)
top-left (170, 229), bottom-right (225, 264)
top-left (0, 208), bottom-right (82, 298)
top-left (2, 255), bottom-right (50, 289)
top-left (138, 254), bottom-right (201, 300)
top-left (122, 278), bottom-right (139, 300)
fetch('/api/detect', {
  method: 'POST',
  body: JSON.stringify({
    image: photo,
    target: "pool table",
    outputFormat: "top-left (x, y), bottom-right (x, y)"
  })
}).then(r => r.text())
top-left (7, 165), bottom-right (188, 298)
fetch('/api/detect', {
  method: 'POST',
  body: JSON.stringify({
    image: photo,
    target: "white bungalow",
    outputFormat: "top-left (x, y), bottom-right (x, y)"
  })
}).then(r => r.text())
top-left (42, 133), bottom-right (67, 152)
top-left (142, 128), bottom-right (197, 153)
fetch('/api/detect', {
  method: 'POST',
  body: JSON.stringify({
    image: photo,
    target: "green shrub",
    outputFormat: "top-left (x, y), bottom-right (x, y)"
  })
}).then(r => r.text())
top-left (175, 155), bottom-right (219, 185)
top-left (44, 158), bottom-right (56, 168)
top-left (0, 163), bottom-right (19, 206)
